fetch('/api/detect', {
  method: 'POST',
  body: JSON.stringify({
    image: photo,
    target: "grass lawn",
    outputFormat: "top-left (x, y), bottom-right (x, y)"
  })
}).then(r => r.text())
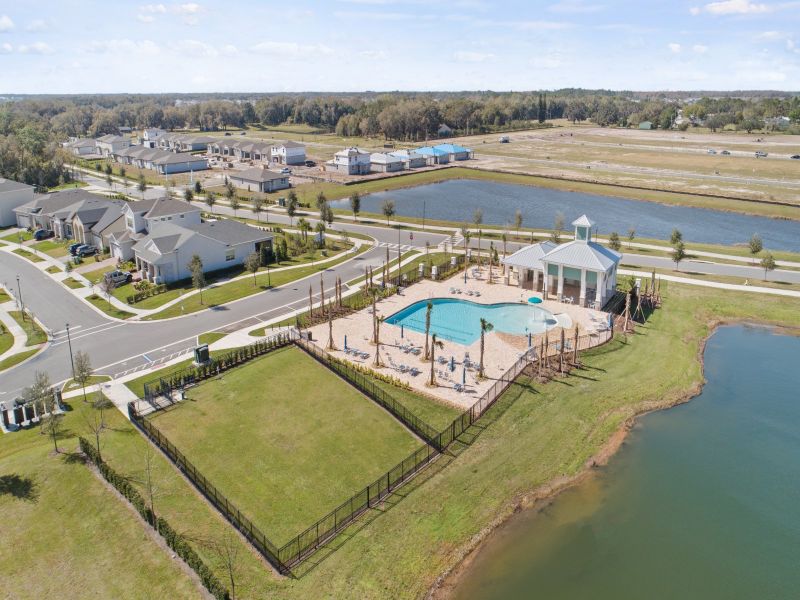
top-left (48, 180), bottom-right (88, 191)
top-left (144, 245), bottom-right (366, 320)
top-left (0, 289), bottom-right (11, 303)
top-left (0, 326), bottom-right (13, 355)
top-left (1, 229), bottom-right (32, 243)
top-left (32, 239), bottom-right (70, 258)
top-left (85, 294), bottom-right (135, 320)
top-left (45, 265), bottom-right (62, 274)
top-left (371, 377), bottom-right (462, 431)
top-left (67, 283), bottom-right (800, 599)
top-left (62, 375), bottom-right (111, 393)
top-left (62, 277), bottom-right (84, 289)
top-left (80, 265), bottom-right (116, 285)
top-left (12, 248), bottom-right (45, 263)
top-left (113, 282), bottom-right (185, 309)
top-left (0, 348), bottom-right (40, 371)
top-left (197, 332), bottom-right (226, 346)
top-left (10, 310), bottom-right (47, 345)
top-left (148, 346), bottom-right (421, 543)
top-left (0, 404), bottom-right (202, 599)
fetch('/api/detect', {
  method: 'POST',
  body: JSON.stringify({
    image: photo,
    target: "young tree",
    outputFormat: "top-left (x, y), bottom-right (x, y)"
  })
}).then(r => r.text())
top-left (205, 190), bottom-right (216, 214)
top-left (84, 403), bottom-right (104, 459)
top-left (514, 209), bottom-right (523, 236)
top-left (381, 199), bottom-right (396, 225)
top-left (315, 191), bottom-right (327, 212)
top-left (749, 233), bottom-right (763, 264)
top-left (423, 301), bottom-right (433, 361)
top-left (672, 240), bottom-right (687, 271)
top-left (670, 228), bottom-right (682, 245)
top-left (297, 217), bottom-right (310, 242)
top-left (608, 231), bottom-right (622, 251)
top-left (142, 447), bottom-right (159, 526)
top-left (203, 531), bottom-right (241, 600)
top-left (42, 411), bottom-right (64, 453)
top-left (105, 172), bottom-right (113, 189)
top-left (323, 203), bottom-right (335, 228)
top-left (428, 334), bottom-right (444, 387)
top-left (627, 227), bottom-right (636, 249)
top-left (349, 192), bottom-right (361, 220)
top-left (251, 196), bottom-right (264, 222)
top-left (73, 350), bottom-right (93, 404)
top-left (137, 174), bottom-right (147, 199)
top-left (473, 208), bottom-right (483, 266)
top-left (98, 277), bottom-right (117, 307)
top-left (286, 191), bottom-right (298, 226)
top-left (188, 254), bottom-right (205, 304)
top-left (551, 212), bottom-right (565, 244)
top-left (194, 179), bottom-right (202, 194)
top-left (183, 188), bottom-right (193, 203)
top-left (244, 252), bottom-right (261, 286)
top-left (760, 251), bottom-right (775, 280)
top-left (478, 318), bottom-right (494, 378)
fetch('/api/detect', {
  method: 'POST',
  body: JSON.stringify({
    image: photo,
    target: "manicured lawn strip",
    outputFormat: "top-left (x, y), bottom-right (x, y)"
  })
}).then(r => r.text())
top-left (32, 239), bottom-right (69, 257)
top-left (0, 289), bottom-right (11, 303)
top-left (0, 348), bottom-right (39, 371)
top-left (80, 265), bottom-right (116, 285)
top-left (112, 282), bottom-right (185, 309)
top-left (48, 180), bottom-right (88, 191)
top-left (1, 229), bottom-right (32, 243)
top-left (369, 377), bottom-right (462, 431)
top-left (0, 405), bottom-right (202, 599)
top-left (0, 327), bottom-right (13, 355)
top-left (45, 265), bottom-right (62, 274)
top-left (124, 347), bottom-right (239, 398)
top-left (62, 375), bottom-right (111, 393)
top-left (9, 310), bottom-right (47, 346)
top-left (148, 346), bottom-right (421, 543)
top-left (144, 245), bottom-right (366, 320)
top-left (197, 332), bottom-right (226, 346)
top-left (85, 294), bottom-right (135, 320)
top-left (624, 265), bottom-right (800, 292)
top-left (12, 248), bottom-right (44, 263)
top-left (62, 277), bottom-right (84, 289)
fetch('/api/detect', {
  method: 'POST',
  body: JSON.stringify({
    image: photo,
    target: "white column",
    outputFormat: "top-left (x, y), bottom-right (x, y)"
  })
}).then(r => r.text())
top-left (557, 264), bottom-right (564, 301)
top-left (579, 269), bottom-right (587, 306)
top-left (596, 271), bottom-right (605, 307)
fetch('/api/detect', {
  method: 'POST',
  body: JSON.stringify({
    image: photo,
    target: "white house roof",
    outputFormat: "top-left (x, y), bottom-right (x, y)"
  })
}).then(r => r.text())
top-left (542, 240), bottom-right (621, 271)
top-left (370, 152), bottom-right (403, 165)
top-left (571, 214), bottom-right (595, 228)
top-left (501, 241), bottom-right (557, 271)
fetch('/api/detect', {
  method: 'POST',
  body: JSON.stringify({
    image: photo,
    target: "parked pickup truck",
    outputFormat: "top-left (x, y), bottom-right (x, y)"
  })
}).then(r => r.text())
top-left (104, 270), bottom-right (132, 285)
top-left (75, 245), bottom-right (97, 257)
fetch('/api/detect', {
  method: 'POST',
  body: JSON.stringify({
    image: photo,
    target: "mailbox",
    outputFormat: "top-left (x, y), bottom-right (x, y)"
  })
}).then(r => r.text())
top-left (194, 344), bottom-right (210, 365)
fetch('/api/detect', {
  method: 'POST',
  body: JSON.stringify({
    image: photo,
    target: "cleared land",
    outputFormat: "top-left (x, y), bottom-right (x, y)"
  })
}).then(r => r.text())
top-left (147, 346), bottom-right (421, 542)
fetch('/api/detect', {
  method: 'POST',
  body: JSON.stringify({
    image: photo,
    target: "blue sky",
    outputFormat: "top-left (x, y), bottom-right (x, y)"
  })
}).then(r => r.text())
top-left (0, 0), bottom-right (798, 93)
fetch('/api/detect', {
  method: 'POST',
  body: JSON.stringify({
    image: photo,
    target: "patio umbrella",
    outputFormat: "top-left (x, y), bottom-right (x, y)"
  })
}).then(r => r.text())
top-left (401, 324), bottom-right (404, 338)
top-left (462, 365), bottom-right (466, 384)
top-left (344, 335), bottom-right (348, 350)
top-left (528, 332), bottom-right (532, 348)
top-left (450, 356), bottom-right (455, 372)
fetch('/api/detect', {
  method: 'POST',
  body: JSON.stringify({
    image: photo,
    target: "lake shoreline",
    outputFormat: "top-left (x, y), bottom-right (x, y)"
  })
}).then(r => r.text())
top-left (427, 319), bottom-right (795, 600)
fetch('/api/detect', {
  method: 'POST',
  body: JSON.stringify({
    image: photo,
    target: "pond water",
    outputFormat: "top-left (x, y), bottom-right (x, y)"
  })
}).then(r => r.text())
top-left (330, 179), bottom-right (800, 252)
top-left (449, 325), bottom-right (800, 600)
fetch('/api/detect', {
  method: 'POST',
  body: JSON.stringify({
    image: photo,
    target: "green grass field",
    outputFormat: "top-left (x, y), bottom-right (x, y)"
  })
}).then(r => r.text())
top-left (0, 325), bottom-right (13, 355)
top-left (85, 294), bottom-right (135, 320)
top-left (0, 289), bottom-right (11, 303)
top-left (0, 405), bottom-right (202, 599)
top-left (32, 239), bottom-right (69, 257)
top-left (80, 265), bottom-right (115, 285)
top-left (12, 248), bottom-right (45, 263)
top-left (62, 375), bottom-right (111, 393)
top-left (45, 265), bottom-right (62, 274)
top-left (148, 346), bottom-right (421, 543)
top-left (62, 277), bottom-right (84, 289)
top-left (10, 311), bottom-right (47, 346)
top-left (1, 229), bottom-right (32, 243)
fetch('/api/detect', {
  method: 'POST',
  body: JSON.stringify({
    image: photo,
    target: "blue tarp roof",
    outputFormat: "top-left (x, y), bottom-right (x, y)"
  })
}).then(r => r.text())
top-left (416, 146), bottom-right (448, 156)
top-left (434, 143), bottom-right (470, 153)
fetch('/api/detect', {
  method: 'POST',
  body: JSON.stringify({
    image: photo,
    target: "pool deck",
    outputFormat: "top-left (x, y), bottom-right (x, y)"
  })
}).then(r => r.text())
top-left (307, 266), bottom-right (612, 410)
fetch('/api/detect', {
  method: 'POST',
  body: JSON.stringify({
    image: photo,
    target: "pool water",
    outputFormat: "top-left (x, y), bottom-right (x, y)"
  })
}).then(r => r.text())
top-left (385, 297), bottom-right (557, 345)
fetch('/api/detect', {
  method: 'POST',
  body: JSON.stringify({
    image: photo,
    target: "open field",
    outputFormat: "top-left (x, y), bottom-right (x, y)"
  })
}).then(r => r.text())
top-left (0, 404), bottom-right (201, 599)
top-left (148, 346), bottom-right (421, 543)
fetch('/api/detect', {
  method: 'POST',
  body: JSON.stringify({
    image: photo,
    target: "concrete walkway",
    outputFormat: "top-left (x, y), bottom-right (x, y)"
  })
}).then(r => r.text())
top-left (0, 306), bottom-right (28, 362)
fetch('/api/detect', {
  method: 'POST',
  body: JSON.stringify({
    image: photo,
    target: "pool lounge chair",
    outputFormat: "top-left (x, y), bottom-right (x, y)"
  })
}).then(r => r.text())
top-left (409, 367), bottom-right (420, 377)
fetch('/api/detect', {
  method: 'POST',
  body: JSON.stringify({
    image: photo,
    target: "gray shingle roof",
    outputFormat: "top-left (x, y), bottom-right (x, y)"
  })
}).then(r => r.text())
top-left (230, 167), bottom-right (287, 183)
top-left (188, 220), bottom-right (273, 246)
top-left (141, 197), bottom-right (199, 219)
top-left (0, 178), bottom-right (33, 193)
top-left (152, 152), bottom-right (208, 166)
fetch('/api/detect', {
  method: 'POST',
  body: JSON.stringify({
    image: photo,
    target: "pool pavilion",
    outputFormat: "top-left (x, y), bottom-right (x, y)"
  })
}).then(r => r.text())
top-left (502, 215), bottom-right (621, 309)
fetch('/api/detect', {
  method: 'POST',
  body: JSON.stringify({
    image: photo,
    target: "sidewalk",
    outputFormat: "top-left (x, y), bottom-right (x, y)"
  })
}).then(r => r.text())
top-left (0, 306), bottom-right (29, 362)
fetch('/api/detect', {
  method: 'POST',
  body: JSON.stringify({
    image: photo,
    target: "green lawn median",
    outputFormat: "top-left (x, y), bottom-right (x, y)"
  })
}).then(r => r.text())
top-left (12, 248), bottom-right (44, 263)
top-left (85, 294), bottom-right (135, 320)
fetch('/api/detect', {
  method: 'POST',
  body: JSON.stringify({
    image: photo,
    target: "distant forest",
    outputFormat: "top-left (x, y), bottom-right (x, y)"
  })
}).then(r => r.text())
top-left (1, 90), bottom-right (798, 189)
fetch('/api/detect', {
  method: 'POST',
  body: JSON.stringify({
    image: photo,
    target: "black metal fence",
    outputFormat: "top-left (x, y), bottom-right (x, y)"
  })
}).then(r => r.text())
top-left (142, 330), bottom-right (298, 405)
top-left (297, 339), bottom-right (442, 448)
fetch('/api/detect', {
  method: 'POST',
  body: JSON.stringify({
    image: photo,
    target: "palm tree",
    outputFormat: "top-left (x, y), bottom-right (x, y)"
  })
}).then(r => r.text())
top-left (473, 209), bottom-right (483, 266)
top-left (373, 315), bottom-right (384, 367)
top-left (423, 301), bottom-right (433, 361)
top-left (428, 334), bottom-right (445, 387)
top-left (479, 318), bottom-right (494, 378)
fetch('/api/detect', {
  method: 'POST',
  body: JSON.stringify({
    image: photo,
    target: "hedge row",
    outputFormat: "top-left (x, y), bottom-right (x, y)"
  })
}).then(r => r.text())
top-left (79, 437), bottom-right (230, 600)
top-left (126, 283), bottom-right (168, 305)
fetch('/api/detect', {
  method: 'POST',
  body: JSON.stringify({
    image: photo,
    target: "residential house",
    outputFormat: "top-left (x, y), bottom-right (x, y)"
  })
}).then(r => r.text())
top-left (0, 178), bottom-right (34, 227)
top-left (140, 128), bottom-right (166, 148)
top-left (437, 124), bottom-right (454, 137)
top-left (70, 201), bottom-right (127, 250)
top-left (415, 145), bottom-right (450, 164)
top-left (389, 149), bottom-right (429, 169)
top-left (95, 134), bottom-right (131, 157)
top-left (370, 152), bottom-right (404, 173)
top-left (63, 138), bottom-right (99, 157)
top-left (118, 126), bottom-right (132, 135)
top-left (109, 197), bottom-right (202, 261)
top-left (433, 143), bottom-right (472, 161)
top-left (228, 167), bottom-right (291, 193)
top-left (638, 121), bottom-right (653, 130)
top-left (158, 134), bottom-right (216, 153)
top-left (131, 219), bottom-right (273, 284)
top-left (271, 141), bottom-right (306, 165)
top-left (325, 147), bottom-right (371, 174)
top-left (111, 146), bottom-right (209, 174)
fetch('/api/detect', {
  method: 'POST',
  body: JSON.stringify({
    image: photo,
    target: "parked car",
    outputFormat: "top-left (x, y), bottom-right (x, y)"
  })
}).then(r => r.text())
top-left (707, 149), bottom-right (717, 155)
top-left (304, 160), bottom-right (316, 167)
top-left (68, 242), bottom-right (84, 255)
top-left (755, 151), bottom-right (768, 158)
top-left (75, 245), bottom-right (97, 257)
top-left (280, 167), bottom-right (291, 174)
top-left (499, 135), bottom-right (510, 143)
top-left (791, 154), bottom-right (800, 160)
top-left (33, 229), bottom-right (54, 240)
top-left (721, 150), bottom-right (731, 155)
top-left (104, 270), bottom-right (132, 285)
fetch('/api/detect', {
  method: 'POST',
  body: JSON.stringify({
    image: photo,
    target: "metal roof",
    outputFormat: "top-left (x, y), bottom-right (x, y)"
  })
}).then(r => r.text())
top-left (542, 240), bottom-right (621, 271)
top-left (571, 214), bottom-right (595, 228)
top-left (501, 241), bottom-right (557, 270)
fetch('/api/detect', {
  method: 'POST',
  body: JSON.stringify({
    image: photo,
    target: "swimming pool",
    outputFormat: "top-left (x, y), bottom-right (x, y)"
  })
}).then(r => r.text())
top-left (385, 298), bottom-right (558, 345)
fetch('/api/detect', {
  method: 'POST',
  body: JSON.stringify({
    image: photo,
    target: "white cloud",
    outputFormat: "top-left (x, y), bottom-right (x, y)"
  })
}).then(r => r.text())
top-left (529, 55), bottom-right (564, 69)
top-left (0, 42), bottom-right (12, 53)
top-left (18, 42), bottom-right (54, 55)
top-left (140, 3), bottom-right (167, 13)
top-left (513, 20), bottom-right (572, 30)
top-left (168, 39), bottom-right (217, 57)
top-left (0, 14), bottom-right (14, 32)
top-left (250, 41), bottom-right (333, 58)
top-left (756, 30), bottom-right (783, 39)
top-left (787, 39), bottom-right (800, 53)
top-left (693, 44), bottom-right (709, 53)
top-left (86, 39), bottom-right (160, 55)
top-left (453, 50), bottom-right (494, 62)
top-left (691, 0), bottom-right (771, 15)
top-left (176, 2), bottom-right (201, 13)
top-left (360, 49), bottom-right (388, 59)
top-left (668, 42), bottom-right (682, 53)
top-left (549, 0), bottom-right (605, 13)
top-left (26, 19), bottom-right (48, 32)
top-left (137, 14), bottom-right (155, 23)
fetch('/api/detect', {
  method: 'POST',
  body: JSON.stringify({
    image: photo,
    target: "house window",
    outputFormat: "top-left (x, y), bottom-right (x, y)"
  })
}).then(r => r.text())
top-left (225, 249), bottom-right (235, 261)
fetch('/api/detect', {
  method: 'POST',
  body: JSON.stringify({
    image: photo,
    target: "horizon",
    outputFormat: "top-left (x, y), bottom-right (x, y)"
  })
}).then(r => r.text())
top-left (1, 0), bottom-right (799, 94)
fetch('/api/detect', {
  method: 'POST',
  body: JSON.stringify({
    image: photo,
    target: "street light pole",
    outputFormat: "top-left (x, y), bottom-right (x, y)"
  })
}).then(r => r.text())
top-left (16, 275), bottom-right (24, 319)
top-left (65, 323), bottom-right (76, 380)
top-left (422, 199), bottom-right (426, 231)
